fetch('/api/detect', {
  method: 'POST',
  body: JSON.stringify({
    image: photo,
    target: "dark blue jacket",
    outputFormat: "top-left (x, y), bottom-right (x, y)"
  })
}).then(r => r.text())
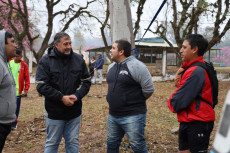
top-left (36, 46), bottom-right (91, 120)
top-left (106, 56), bottom-right (154, 117)
top-left (94, 57), bottom-right (104, 69)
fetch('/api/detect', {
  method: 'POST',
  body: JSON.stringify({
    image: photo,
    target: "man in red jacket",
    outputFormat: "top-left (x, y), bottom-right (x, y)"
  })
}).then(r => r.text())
top-left (168, 34), bottom-right (215, 153)
top-left (9, 48), bottom-right (30, 129)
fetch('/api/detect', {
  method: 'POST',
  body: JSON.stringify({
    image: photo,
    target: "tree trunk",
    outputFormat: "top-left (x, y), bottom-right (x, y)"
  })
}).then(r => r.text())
top-left (109, 0), bottom-right (135, 49)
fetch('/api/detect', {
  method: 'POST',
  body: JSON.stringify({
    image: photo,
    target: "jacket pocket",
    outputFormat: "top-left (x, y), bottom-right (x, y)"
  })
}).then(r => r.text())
top-left (50, 70), bottom-right (60, 84)
top-left (71, 70), bottom-right (81, 82)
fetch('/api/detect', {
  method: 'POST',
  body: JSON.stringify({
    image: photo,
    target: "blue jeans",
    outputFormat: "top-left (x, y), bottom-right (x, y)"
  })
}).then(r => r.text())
top-left (92, 69), bottom-right (103, 84)
top-left (107, 113), bottom-right (148, 153)
top-left (44, 115), bottom-right (81, 153)
top-left (12, 96), bottom-right (21, 127)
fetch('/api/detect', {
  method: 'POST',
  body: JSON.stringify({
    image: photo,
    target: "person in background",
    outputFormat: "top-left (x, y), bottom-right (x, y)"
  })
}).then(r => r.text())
top-left (81, 54), bottom-right (88, 66)
top-left (36, 32), bottom-right (91, 153)
top-left (8, 48), bottom-right (30, 130)
top-left (92, 53), bottom-right (104, 85)
top-left (0, 30), bottom-right (17, 152)
top-left (88, 56), bottom-right (96, 77)
top-left (168, 34), bottom-right (215, 153)
top-left (106, 39), bottom-right (154, 152)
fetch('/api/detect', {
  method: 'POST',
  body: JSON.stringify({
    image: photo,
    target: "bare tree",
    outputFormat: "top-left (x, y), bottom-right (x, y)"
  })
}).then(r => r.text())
top-left (133, 0), bottom-right (147, 39)
top-left (32, 0), bottom-right (96, 63)
top-left (82, 0), bottom-right (111, 61)
top-left (151, 0), bottom-right (230, 65)
top-left (0, 0), bottom-right (39, 63)
top-left (0, 0), bottom-right (97, 63)
top-left (83, 0), bottom-right (147, 61)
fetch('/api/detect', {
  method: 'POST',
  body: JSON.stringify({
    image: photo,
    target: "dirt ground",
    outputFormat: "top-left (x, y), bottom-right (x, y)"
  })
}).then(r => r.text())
top-left (3, 81), bottom-right (230, 153)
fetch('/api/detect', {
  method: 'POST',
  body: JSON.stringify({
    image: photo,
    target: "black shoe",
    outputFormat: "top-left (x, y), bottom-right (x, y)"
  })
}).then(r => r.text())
top-left (98, 83), bottom-right (102, 85)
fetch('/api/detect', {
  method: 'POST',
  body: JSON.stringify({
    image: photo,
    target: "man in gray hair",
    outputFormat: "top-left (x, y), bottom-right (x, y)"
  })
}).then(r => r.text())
top-left (36, 32), bottom-right (91, 153)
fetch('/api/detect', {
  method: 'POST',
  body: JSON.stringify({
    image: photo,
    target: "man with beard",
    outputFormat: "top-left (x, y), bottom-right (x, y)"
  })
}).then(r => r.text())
top-left (36, 32), bottom-right (91, 153)
top-left (106, 39), bottom-right (154, 152)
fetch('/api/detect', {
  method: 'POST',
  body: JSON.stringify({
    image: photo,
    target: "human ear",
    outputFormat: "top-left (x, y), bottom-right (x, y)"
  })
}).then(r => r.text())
top-left (193, 46), bottom-right (198, 54)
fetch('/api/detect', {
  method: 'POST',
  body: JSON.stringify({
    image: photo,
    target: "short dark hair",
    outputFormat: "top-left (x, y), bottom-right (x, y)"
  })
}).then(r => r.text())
top-left (184, 34), bottom-right (208, 56)
top-left (16, 48), bottom-right (22, 55)
top-left (5, 31), bottom-right (13, 44)
top-left (115, 39), bottom-right (131, 57)
top-left (54, 32), bottom-right (70, 44)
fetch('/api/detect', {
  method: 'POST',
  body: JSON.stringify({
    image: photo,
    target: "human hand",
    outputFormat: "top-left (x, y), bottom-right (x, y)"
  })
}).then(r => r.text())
top-left (24, 91), bottom-right (28, 95)
top-left (69, 94), bottom-right (78, 102)
top-left (62, 95), bottom-right (75, 106)
top-left (174, 68), bottom-right (184, 87)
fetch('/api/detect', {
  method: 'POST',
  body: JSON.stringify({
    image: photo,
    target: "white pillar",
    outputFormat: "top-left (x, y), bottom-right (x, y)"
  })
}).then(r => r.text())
top-left (109, 0), bottom-right (135, 49)
top-left (29, 51), bottom-right (33, 74)
top-left (162, 50), bottom-right (167, 76)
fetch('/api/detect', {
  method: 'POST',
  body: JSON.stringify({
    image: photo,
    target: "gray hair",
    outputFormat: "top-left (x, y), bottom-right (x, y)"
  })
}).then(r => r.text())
top-left (54, 32), bottom-right (70, 44)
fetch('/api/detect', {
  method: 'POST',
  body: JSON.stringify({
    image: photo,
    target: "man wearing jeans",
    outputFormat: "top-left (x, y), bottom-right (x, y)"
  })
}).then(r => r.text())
top-left (36, 32), bottom-right (91, 153)
top-left (106, 39), bottom-right (154, 153)
top-left (92, 53), bottom-right (104, 85)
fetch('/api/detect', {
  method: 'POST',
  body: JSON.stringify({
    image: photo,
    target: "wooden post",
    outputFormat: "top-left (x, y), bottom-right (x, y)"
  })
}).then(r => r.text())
top-left (162, 50), bottom-right (166, 76)
top-left (109, 0), bottom-right (135, 49)
top-left (29, 51), bottom-right (33, 74)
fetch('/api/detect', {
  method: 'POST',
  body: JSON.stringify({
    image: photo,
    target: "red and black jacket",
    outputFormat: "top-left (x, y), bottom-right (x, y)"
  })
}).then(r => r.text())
top-left (168, 56), bottom-right (215, 122)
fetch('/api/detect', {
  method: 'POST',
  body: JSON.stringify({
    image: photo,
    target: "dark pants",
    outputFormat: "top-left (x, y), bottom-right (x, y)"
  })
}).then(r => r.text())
top-left (12, 96), bottom-right (21, 128)
top-left (179, 121), bottom-right (214, 153)
top-left (0, 123), bottom-right (11, 152)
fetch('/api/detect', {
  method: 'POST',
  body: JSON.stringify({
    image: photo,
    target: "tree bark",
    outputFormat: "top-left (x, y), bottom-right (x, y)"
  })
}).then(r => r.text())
top-left (109, 0), bottom-right (135, 50)
top-left (153, 0), bottom-right (230, 66)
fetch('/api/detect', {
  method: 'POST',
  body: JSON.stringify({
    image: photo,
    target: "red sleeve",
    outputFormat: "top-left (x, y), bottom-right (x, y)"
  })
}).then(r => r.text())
top-left (23, 63), bottom-right (30, 92)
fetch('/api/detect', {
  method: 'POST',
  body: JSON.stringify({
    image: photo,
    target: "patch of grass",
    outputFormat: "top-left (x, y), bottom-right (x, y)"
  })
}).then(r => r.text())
top-left (3, 81), bottom-right (230, 153)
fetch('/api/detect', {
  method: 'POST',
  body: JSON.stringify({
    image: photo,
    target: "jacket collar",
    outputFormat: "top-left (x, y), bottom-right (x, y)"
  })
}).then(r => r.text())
top-left (182, 56), bottom-right (205, 69)
top-left (48, 46), bottom-right (73, 58)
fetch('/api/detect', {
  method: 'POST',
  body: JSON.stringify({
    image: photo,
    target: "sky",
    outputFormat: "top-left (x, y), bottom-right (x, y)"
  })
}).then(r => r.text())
top-left (27, 0), bottom-right (164, 40)
top-left (26, 0), bottom-right (228, 47)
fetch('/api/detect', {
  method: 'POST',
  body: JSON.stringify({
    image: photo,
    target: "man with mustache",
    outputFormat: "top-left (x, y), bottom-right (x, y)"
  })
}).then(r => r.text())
top-left (36, 32), bottom-right (91, 153)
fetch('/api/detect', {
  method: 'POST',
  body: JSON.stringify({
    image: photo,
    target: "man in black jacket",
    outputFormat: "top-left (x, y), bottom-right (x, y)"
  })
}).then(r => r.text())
top-left (36, 32), bottom-right (91, 153)
top-left (106, 40), bottom-right (154, 153)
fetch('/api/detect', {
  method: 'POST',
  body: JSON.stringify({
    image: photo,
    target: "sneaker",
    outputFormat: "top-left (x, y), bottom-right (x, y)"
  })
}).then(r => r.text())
top-left (11, 125), bottom-right (17, 130)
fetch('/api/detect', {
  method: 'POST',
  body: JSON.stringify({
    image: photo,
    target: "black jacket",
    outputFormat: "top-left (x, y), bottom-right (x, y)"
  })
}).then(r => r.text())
top-left (106, 56), bottom-right (154, 117)
top-left (36, 47), bottom-right (91, 120)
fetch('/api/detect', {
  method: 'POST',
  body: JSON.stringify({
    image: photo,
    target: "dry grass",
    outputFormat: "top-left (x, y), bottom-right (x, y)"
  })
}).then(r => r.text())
top-left (3, 81), bottom-right (230, 153)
